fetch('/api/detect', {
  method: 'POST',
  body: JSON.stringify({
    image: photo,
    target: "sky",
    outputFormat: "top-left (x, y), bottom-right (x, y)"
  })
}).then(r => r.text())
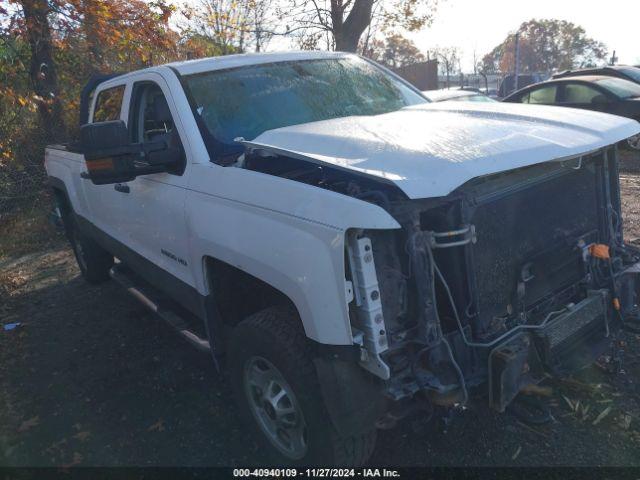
top-left (406, 0), bottom-right (640, 71)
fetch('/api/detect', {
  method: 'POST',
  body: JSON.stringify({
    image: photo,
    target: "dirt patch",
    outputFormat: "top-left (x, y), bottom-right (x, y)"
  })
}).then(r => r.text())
top-left (619, 149), bottom-right (640, 175)
top-left (2, 162), bottom-right (640, 466)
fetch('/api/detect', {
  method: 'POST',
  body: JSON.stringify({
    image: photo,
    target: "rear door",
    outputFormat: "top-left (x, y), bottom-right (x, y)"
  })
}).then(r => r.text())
top-left (82, 82), bottom-right (130, 242)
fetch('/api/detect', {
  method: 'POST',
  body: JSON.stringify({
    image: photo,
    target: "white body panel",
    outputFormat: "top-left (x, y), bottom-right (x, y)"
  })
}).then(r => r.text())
top-left (43, 51), bottom-right (640, 346)
top-left (247, 101), bottom-right (640, 199)
top-left (113, 72), bottom-right (194, 285)
top-left (186, 163), bottom-right (399, 344)
top-left (45, 62), bottom-right (400, 345)
top-left (45, 148), bottom-right (88, 216)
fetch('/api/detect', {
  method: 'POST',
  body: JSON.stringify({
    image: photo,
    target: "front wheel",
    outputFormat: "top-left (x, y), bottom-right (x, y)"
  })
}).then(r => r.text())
top-left (228, 306), bottom-right (377, 466)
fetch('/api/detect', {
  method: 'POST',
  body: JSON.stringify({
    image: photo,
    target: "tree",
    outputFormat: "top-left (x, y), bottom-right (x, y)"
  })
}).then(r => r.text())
top-left (283, 0), bottom-right (439, 53)
top-left (63, 0), bottom-right (179, 73)
top-left (247, 0), bottom-right (274, 52)
top-left (180, 0), bottom-right (274, 55)
top-left (0, 0), bottom-right (182, 206)
top-left (481, 19), bottom-right (607, 73)
top-left (433, 46), bottom-right (461, 88)
top-left (181, 0), bottom-right (247, 55)
top-left (12, 0), bottom-right (65, 141)
top-left (364, 33), bottom-right (425, 69)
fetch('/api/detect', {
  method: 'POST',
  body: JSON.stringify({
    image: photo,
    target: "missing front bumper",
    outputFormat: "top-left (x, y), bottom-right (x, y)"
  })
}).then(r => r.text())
top-left (488, 289), bottom-right (616, 412)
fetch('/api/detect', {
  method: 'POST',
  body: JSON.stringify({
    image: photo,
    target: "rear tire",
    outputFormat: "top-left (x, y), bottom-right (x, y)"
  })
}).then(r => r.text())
top-left (228, 306), bottom-right (377, 466)
top-left (64, 214), bottom-right (113, 284)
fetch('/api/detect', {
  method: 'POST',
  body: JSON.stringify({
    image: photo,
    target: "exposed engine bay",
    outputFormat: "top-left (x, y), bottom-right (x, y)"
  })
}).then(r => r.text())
top-left (239, 145), bottom-right (640, 414)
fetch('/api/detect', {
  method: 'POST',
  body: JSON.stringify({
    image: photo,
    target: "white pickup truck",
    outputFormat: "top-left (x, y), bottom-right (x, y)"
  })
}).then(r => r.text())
top-left (46, 51), bottom-right (640, 465)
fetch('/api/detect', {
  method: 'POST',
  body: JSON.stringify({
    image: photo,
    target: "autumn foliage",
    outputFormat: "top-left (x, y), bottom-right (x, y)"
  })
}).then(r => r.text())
top-left (0, 0), bottom-right (184, 210)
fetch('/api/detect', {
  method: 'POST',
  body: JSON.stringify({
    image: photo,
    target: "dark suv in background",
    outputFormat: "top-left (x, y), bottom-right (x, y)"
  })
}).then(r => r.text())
top-left (503, 75), bottom-right (640, 150)
top-left (553, 65), bottom-right (640, 85)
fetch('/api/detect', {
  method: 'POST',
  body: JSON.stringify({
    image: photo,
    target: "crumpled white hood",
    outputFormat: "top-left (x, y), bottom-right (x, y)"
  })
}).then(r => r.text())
top-left (245, 102), bottom-right (640, 199)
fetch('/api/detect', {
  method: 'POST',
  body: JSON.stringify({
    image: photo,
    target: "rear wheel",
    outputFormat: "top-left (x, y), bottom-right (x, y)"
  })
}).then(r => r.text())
top-left (64, 215), bottom-right (113, 284)
top-left (229, 306), bottom-right (377, 466)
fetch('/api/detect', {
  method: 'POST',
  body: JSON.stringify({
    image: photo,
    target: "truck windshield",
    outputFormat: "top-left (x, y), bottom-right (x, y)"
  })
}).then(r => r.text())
top-left (182, 56), bottom-right (427, 158)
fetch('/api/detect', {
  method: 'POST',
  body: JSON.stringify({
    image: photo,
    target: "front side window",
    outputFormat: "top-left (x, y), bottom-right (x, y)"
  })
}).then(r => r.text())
top-left (520, 85), bottom-right (557, 104)
top-left (129, 82), bottom-right (175, 143)
top-left (563, 83), bottom-right (602, 103)
top-left (183, 56), bottom-right (427, 157)
top-left (92, 85), bottom-right (125, 123)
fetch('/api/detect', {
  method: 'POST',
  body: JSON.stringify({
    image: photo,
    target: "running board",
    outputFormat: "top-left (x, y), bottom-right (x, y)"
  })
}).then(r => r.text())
top-left (109, 265), bottom-right (211, 353)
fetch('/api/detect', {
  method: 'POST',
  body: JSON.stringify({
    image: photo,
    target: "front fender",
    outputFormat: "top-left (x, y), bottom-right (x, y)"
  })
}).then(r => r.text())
top-left (187, 163), bottom-right (400, 345)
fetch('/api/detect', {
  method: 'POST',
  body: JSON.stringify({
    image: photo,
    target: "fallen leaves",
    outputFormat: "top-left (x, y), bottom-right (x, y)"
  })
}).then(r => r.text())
top-left (61, 452), bottom-right (83, 468)
top-left (618, 413), bottom-right (633, 430)
top-left (73, 431), bottom-right (91, 442)
top-left (17, 416), bottom-right (39, 432)
top-left (147, 419), bottom-right (165, 432)
top-left (592, 406), bottom-right (612, 426)
top-left (511, 445), bottom-right (522, 460)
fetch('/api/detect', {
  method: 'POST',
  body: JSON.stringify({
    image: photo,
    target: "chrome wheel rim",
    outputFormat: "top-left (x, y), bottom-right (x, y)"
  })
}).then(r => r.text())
top-left (243, 356), bottom-right (307, 459)
top-left (628, 134), bottom-right (640, 151)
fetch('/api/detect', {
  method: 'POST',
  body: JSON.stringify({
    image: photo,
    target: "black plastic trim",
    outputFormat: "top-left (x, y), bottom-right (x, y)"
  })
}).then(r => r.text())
top-left (74, 215), bottom-right (206, 320)
top-left (48, 175), bottom-right (68, 194)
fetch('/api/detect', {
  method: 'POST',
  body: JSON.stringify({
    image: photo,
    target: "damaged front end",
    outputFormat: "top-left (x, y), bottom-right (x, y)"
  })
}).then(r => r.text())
top-left (345, 147), bottom-right (640, 415)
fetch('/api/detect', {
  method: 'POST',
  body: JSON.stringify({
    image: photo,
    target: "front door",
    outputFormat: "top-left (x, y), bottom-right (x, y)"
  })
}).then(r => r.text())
top-left (116, 74), bottom-right (195, 302)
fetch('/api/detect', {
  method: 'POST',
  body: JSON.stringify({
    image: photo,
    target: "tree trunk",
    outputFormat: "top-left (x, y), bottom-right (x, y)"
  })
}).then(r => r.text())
top-left (332, 0), bottom-right (374, 52)
top-left (20, 0), bottom-right (65, 142)
top-left (82, 0), bottom-right (104, 72)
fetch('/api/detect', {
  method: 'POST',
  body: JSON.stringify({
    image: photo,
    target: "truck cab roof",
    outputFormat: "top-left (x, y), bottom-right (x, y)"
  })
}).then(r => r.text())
top-left (101, 51), bottom-right (353, 88)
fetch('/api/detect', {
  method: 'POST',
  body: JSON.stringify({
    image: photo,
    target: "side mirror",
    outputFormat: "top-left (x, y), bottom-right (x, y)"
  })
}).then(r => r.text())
top-left (80, 121), bottom-right (137, 185)
top-left (80, 121), bottom-right (182, 185)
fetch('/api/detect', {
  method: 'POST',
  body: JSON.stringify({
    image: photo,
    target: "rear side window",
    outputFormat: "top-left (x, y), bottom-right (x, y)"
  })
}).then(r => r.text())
top-left (564, 84), bottom-right (602, 103)
top-left (92, 85), bottom-right (125, 122)
top-left (520, 85), bottom-right (557, 104)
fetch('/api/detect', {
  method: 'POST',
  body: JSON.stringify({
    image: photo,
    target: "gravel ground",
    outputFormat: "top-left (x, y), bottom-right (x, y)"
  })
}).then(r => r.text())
top-left (2, 151), bottom-right (640, 467)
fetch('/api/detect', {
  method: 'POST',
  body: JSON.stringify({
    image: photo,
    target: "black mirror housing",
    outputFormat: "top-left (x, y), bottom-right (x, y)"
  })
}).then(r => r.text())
top-left (80, 121), bottom-right (183, 185)
top-left (80, 121), bottom-right (138, 185)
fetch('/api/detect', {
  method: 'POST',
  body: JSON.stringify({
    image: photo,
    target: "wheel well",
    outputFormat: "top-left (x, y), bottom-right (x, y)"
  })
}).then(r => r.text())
top-left (204, 256), bottom-right (298, 330)
top-left (51, 186), bottom-right (72, 217)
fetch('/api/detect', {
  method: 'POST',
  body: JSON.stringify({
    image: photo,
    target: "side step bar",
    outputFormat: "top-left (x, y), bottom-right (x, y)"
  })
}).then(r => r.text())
top-left (109, 264), bottom-right (211, 353)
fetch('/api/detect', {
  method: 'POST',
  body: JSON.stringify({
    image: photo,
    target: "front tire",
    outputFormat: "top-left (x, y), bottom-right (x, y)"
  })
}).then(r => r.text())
top-left (228, 306), bottom-right (376, 466)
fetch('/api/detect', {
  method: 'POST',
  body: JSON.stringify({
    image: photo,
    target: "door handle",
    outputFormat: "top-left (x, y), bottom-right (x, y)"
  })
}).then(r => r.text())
top-left (114, 183), bottom-right (130, 193)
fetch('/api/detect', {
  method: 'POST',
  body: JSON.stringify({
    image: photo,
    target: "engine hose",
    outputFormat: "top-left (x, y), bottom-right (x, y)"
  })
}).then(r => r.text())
top-left (421, 240), bottom-right (468, 405)
top-left (441, 336), bottom-right (469, 405)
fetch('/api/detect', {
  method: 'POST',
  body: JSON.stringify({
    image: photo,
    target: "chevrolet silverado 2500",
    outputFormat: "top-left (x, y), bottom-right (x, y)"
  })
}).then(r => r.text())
top-left (45, 51), bottom-right (640, 465)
